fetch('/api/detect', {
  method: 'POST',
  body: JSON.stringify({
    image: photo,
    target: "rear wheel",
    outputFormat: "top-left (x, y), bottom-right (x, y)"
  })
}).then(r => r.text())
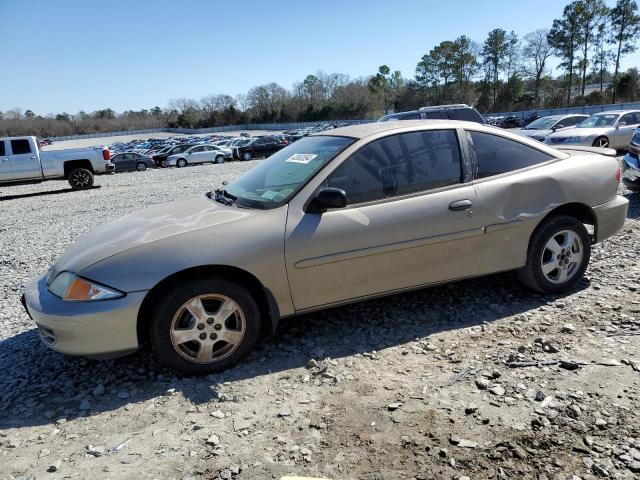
top-left (593, 136), bottom-right (609, 148)
top-left (242, 151), bottom-right (252, 161)
top-left (68, 168), bottom-right (94, 190)
top-left (215, 155), bottom-right (225, 164)
top-left (150, 278), bottom-right (262, 375)
top-left (517, 215), bottom-right (590, 293)
top-left (176, 158), bottom-right (187, 168)
top-left (136, 162), bottom-right (147, 171)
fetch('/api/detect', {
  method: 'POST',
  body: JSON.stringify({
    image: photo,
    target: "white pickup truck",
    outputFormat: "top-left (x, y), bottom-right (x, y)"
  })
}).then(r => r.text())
top-left (0, 136), bottom-right (114, 190)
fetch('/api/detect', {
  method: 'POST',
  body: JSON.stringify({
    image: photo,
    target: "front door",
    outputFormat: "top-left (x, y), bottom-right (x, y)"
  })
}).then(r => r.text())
top-left (612, 112), bottom-right (640, 148)
top-left (284, 129), bottom-right (491, 311)
top-left (0, 140), bottom-right (11, 181)
top-left (9, 138), bottom-right (40, 180)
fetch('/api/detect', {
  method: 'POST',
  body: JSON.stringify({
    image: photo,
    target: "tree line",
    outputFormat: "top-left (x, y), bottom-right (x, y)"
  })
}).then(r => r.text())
top-left (2, 0), bottom-right (640, 138)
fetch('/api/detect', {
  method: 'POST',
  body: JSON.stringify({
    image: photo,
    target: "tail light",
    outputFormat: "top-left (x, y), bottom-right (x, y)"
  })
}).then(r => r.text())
top-left (616, 165), bottom-right (621, 183)
top-left (102, 149), bottom-right (111, 161)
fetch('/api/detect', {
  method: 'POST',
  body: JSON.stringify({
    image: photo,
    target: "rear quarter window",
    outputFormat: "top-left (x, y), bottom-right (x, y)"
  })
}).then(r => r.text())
top-left (449, 108), bottom-right (484, 123)
top-left (469, 131), bottom-right (555, 179)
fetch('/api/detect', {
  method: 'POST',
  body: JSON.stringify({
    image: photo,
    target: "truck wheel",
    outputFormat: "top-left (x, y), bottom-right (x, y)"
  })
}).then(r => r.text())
top-left (149, 277), bottom-right (262, 375)
top-left (68, 168), bottom-right (94, 190)
top-left (517, 215), bottom-right (590, 293)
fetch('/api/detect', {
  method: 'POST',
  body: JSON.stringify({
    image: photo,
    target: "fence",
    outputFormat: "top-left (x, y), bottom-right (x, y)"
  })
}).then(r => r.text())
top-left (49, 120), bottom-right (374, 141)
top-left (488, 101), bottom-right (640, 122)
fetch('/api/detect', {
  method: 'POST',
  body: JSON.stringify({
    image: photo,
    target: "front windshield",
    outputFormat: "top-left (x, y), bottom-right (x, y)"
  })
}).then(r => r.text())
top-left (224, 135), bottom-right (354, 209)
top-left (577, 114), bottom-right (619, 128)
top-left (525, 117), bottom-right (558, 130)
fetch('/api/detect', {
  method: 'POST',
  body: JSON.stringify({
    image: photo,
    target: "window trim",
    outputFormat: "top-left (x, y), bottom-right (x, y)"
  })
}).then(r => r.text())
top-left (465, 129), bottom-right (561, 183)
top-left (313, 128), bottom-right (470, 211)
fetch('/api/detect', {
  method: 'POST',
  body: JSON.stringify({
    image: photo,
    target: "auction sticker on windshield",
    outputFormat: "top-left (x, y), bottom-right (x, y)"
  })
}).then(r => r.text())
top-left (286, 153), bottom-right (318, 164)
top-left (261, 190), bottom-right (280, 200)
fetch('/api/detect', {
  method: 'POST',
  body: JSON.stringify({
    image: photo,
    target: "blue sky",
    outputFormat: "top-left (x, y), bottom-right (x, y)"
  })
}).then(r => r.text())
top-left (1, 0), bottom-right (637, 114)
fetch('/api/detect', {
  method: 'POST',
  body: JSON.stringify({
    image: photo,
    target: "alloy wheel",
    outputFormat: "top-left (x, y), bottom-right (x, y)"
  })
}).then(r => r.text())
top-left (595, 137), bottom-right (609, 148)
top-left (540, 229), bottom-right (584, 284)
top-left (71, 170), bottom-right (91, 188)
top-left (170, 294), bottom-right (246, 364)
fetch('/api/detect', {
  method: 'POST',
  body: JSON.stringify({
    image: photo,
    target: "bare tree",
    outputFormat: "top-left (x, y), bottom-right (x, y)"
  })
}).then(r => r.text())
top-left (523, 29), bottom-right (553, 108)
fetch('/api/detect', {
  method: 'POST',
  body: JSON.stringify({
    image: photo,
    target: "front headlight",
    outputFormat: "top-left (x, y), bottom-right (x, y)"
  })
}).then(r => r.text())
top-left (48, 272), bottom-right (124, 301)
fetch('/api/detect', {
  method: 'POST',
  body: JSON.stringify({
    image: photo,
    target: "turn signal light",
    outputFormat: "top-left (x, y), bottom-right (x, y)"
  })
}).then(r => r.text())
top-left (616, 165), bottom-right (621, 183)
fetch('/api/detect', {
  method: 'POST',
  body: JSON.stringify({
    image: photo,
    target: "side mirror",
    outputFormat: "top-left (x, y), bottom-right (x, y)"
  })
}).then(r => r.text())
top-left (553, 124), bottom-right (564, 131)
top-left (309, 188), bottom-right (347, 213)
top-left (617, 122), bottom-right (626, 129)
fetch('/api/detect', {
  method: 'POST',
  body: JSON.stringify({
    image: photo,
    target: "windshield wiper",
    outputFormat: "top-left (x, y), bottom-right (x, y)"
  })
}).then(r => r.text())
top-left (212, 189), bottom-right (237, 206)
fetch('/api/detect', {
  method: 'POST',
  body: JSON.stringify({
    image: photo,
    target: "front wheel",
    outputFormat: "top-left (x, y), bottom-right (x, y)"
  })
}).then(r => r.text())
top-left (176, 158), bottom-right (187, 168)
top-left (150, 278), bottom-right (262, 375)
top-left (517, 215), bottom-right (591, 293)
top-left (68, 168), bottom-right (94, 190)
top-left (215, 155), bottom-right (225, 164)
top-left (242, 151), bottom-right (252, 161)
top-left (593, 136), bottom-right (609, 148)
top-left (136, 162), bottom-right (147, 171)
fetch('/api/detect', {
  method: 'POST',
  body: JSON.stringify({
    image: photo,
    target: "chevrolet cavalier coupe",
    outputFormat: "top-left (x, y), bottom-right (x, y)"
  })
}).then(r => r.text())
top-left (23, 121), bottom-right (629, 374)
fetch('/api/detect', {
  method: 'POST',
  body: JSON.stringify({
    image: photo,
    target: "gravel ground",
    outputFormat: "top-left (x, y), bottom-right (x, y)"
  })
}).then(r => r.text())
top-left (0, 161), bottom-right (639, 480)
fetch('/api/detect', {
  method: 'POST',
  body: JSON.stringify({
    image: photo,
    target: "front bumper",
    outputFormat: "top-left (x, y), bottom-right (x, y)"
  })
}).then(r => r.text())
top-left (621, 152), bottom-right (640, 191)
top-left (22, 274), bottom-right (147, 359)
top-left (592, 195), bottom-right (629, 243)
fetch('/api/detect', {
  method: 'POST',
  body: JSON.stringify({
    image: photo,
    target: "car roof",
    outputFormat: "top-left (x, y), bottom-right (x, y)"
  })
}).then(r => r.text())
top-left (315, 119), bottom-right (480, 139)
top-left (591, 110), bottom-right (639, 115)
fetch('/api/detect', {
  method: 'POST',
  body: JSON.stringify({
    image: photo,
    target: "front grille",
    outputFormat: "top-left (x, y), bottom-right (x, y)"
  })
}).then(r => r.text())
top-left (36, 324), bottom-right (56, 346)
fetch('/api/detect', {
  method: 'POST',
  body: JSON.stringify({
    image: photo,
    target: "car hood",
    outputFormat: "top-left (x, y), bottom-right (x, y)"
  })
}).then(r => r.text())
top-left (518, 128), bottom-right (552, 138)
top-left (49, 195), bottom-right (263, 280)
top-left (548, 127), bottom-right (605, 139)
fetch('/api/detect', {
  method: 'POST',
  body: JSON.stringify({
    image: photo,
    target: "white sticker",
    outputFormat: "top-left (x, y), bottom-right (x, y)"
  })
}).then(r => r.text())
top-left (261, 190), bottom-right (279, 200)
top-left (286, 153), bottom-right (317, 164)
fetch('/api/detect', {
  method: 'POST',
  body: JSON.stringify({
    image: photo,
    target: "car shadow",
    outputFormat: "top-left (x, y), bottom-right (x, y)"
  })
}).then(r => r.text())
top-left (0, 186), bottom-right (101, 201)
top-left (0, 272), bottom-right (590, 431)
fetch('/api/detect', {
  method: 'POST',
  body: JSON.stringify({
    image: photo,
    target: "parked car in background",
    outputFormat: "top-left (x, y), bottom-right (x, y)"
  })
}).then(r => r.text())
top-left (165, 144), bottom-right (230, 168)
top-left (151, 144), bottom-right (192, 167)
top-left (0, 136), bottom-right (113, 190)
top-left (516, 114), bottom-right (589, 142)
top-left (497, 116), bottom-right (522, 128)
top-left (378, 104), bottom-right (485, 124)
top-left (111, 152), bottom-right (156, 172)
top-left (545, 110), bottom-right (640, 149)
top-left (621, 128), bottom-right (640, 192)
top-left (233, 135), bottom-right (287, 161)
top-left (22, 120), bottom-right (628, 374)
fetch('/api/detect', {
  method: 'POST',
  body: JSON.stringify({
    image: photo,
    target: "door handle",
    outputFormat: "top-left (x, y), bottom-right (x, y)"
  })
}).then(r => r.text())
top-left (29, 156), bottom-right (37, 160)
top-left (449, 199), bottom-right (473, 211)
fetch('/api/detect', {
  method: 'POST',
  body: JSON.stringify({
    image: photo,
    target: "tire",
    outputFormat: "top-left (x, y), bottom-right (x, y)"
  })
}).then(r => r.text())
top-left (176, 158), bottom-right (187, 168)
top-left (136, 162), bottom-right (147, 172)
top-left (160, 160), bottom-right (168, 168)
top-left (242, 151), bottom-right (252, 161)
top-left (149, 278), bottom-right (262, 375)
top-left (593, 136), bottom-right (609, 148)
top-left (68, 167), bottom-right (94, 190)
top-left (517, 215), bottom-right (591, 294)
top-left (215, 155), bottom-right (225, 164)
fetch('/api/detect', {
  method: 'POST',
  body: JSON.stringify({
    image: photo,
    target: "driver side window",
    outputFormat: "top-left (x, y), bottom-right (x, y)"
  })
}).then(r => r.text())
top-left (327, 130), bottom-right (462, 205)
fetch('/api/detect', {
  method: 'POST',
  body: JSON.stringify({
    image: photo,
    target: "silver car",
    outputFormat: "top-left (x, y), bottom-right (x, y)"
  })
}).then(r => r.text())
top-left (517, 114), bottom-right (588, 142)
top-left (166, 144), bottom-right (231, 167)
top-left (545, 110), bottom-right (640, 148)
top-left (22, 121), bottom-right (628, 374)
